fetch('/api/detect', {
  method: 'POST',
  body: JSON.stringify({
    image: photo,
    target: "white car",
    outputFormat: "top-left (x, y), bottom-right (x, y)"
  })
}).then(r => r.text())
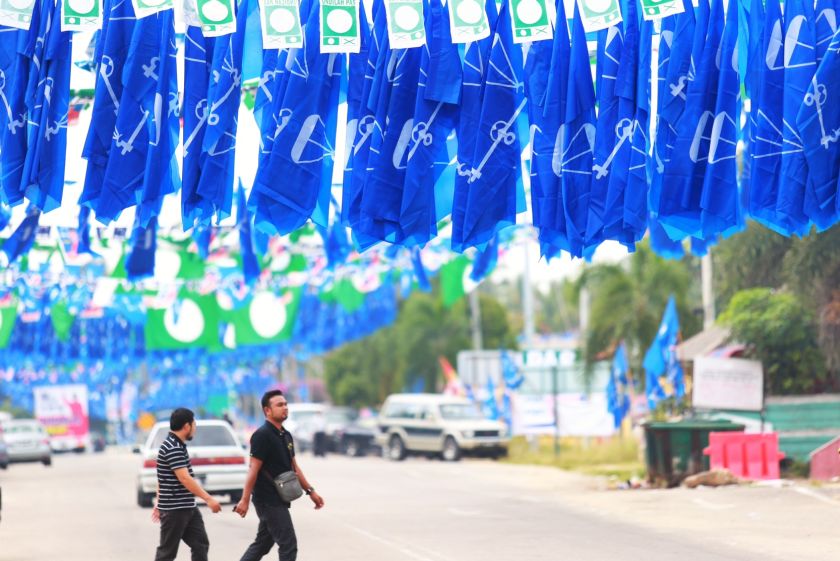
top-left (0, 419), bottom-right (52, 466)
top-left (284, 403), bottom-right (327, 453)
top-left (135, 420), bottom-right (248, 508)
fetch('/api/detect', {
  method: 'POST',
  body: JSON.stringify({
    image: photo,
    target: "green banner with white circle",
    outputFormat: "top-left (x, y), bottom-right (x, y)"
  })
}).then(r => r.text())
top-left (195, 0), bottom-right (236, 36)
top-left (130, 0), bottom-right (174, 20)
top-left (447, 0), bottom-right (490, 44)
top-left (320, 0), bottom-right (360, 53)
top-left (258, 0), bottom-right (303, 48)
top-left (576, 0), bottom-right (622, 32)
top-left (61, 0), bottom-right (102, 31)
top-left (385, 0), bottom-right (426, 49)
top-left (639, 0), bottom-right (684, 20)
top-left (510, 0), bottom-right (552, 44)
top-left (0, 0), bottom-right (38, 30)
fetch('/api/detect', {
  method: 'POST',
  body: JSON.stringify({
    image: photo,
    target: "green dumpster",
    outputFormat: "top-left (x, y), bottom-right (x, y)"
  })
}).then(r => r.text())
top-left (643, 420), bottom-right (745, 487)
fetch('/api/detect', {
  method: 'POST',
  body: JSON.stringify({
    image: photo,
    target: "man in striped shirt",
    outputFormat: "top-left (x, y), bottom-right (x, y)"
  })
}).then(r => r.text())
top-left (152, 408), bottom-right (221, 561)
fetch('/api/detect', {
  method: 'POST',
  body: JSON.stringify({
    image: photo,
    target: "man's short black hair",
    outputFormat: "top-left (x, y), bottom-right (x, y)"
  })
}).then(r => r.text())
top-left (261, 390), bottom-right (285, 410)
top-left (170, 408), bottom-right (195, 431)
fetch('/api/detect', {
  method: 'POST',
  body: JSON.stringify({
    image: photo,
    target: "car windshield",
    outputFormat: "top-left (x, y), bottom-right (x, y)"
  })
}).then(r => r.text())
top-left (326, 409), bottom-right (357, 424)
top-left (438, 404), bottom-right (486, 420)
top-left (150, 425), bottom-right (238, 449)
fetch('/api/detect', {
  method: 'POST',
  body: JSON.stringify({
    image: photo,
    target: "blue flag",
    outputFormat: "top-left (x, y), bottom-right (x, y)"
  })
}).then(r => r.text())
top-left (0, 23), bottom-right (33, 207)
top-left (125, 216), bottom-right (156, 281)
top-left (483, 376), bottom-right (499, 420)
top-left (658, 0), bottom-right (697, 126)
top-left (237, 184), bottom-right (260, 285)
top-left (411, 247), bottom-right (431, 291)
top-left (777, 0), bottom-right (816, 236)
top-left (649, 216), bottom-right (685, 259)
top-left (79, 0), bottom-right (136, 211)
top-left (607, 342), bottom-right (630, 428)
top-left (470, 234), bottom-right (498, 282)
top-left (500, 349), bottom-right (524, 390)
top-left (749, 0), bottom-right (786, 234)
top-left (451, 0), bottom-right (499, 253)
top-left (815, 0), bottom-right (838, 64)
top-left (740, 0), bottom-right (764, 205)
top-left (643, 295), bottom-right (684, 410)
top-left (182, 26), bottom-right (217, 229)
top-left (561, 4), bottom-right (597, 258)
top-left (21, 0), bottom-right (72, 213)
top-left (2, 207), bottom-right (40, 264)
top-left (458, 0), bottom-right (526, 251)
top-left (650, 14), bottom-right (676, 230)
top-left (251, 0), bottom-right (344, 236)
top-left (400, 0), bottom-right (462, 247)
top-left (192, 223), bottom-right (211, 260)
top-left (77, 205), bottom-right (96, 256)
top-left (797, 28), bottom-right (840, 230)
top-left (700, 0), bottom-right (742, 239)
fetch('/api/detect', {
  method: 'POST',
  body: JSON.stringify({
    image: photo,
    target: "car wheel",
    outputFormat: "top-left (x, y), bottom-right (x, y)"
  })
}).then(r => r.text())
top-left (137, 488), bottom-right (155, 508)
top-left (442, 436), bottom-right (461, 462)
top-left (42, 457), bottom-right (52, 467)
top-left (0, 462), bottom-right (7, 470)
top-left (388, 435), bottom-right (406, 461)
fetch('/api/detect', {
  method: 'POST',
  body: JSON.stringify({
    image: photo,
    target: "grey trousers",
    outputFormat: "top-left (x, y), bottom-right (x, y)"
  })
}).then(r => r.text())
top-left (239, 503), bottom-right (298, 561)
top-left (154, 507), bottom-right (209, 561)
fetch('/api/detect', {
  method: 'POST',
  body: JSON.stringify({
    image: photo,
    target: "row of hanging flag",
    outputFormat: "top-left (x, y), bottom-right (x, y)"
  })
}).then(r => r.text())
top-left (2, 0), bottom-right (840, 266)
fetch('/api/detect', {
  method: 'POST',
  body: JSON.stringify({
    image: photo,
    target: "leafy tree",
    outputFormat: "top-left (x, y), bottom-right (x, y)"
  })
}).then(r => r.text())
top-left (719, 288), bottom-right (828, 395)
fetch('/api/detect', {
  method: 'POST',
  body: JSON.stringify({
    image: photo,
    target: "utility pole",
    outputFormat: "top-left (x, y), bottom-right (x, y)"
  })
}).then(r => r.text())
top-left (469, 289), bottom-right (483, 351)
top-left (522, 242), bottom-right (535, 348)
top-left (701, 252), bottom-right (715, 329)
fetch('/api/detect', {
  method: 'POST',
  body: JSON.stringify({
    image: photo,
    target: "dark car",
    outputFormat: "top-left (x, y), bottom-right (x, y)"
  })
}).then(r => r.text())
top-left (337, 417), bottom-right (382, 457)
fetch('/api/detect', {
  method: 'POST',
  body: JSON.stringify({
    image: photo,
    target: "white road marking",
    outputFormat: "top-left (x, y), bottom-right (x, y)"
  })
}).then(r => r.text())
top-left (791, 486), bottom-right (839, 506)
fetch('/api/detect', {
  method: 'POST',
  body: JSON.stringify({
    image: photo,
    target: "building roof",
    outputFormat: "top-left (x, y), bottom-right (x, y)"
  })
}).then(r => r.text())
top-left (676, 325), bottom-right (732, 362)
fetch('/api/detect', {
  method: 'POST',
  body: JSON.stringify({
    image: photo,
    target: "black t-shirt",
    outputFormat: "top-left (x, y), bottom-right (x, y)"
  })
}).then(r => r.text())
top-left (250, 421), bottom-right (296, 507)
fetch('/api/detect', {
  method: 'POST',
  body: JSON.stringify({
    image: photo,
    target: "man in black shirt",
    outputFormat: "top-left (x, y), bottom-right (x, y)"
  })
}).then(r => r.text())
top-left (234, 390), bottom-right (325, 561)
top-left (152, 408), bottom-right (222, 561)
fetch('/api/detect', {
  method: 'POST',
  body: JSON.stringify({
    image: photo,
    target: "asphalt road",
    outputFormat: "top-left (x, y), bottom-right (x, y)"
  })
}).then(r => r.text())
top-left (1, 449), bottom-right (838, 561)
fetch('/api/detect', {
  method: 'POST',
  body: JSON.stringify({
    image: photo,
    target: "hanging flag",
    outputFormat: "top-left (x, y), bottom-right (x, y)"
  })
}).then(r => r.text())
top-left (657, 0), bottom-right (695, 126)
top-left (561, 2), bottom-right (596, 258)
top-left (2, 207), bottom-right (40, 264)
top-left (320, 0), bottom-right (361, 53)
top-left (79, 0), bottom-right (136, 212)
top-left (237, 184), bottom-right (260, 284)
top-left (458, 0), bottom-right (526, 250)
top-left (22, 0), bottom-right (72, 213)
top-left (131, 0), bottom-right (173, 18)
top-left (777, 0), bottom-right (816, 237)
top-left (606, 342), bottom-right (629, 428)
top-left (500, 349), bottom-right (524, 390)
top-left (124, 216), bottom-right (156, 281)
top-left (258, 0), bottom-right (303, 48)
top-left (61, 0), bottom-right (103, 31)
top-left (400, 0), bottom-right (462, 247)
top-left (195, 0), bottom-right (236, 36)
top-left (0, 299), bottom-right (17, 349)
top-left (251, 0), bottom-right (344, 235)
top-left (77, 205), bottom-right (96, 255)
top-left (182, 25), bottom-right (217, 228)
top-left (797, 29), bottom-right (840, 231)
top-left (483, 375), bottom-right (499, 419)
top-left (700, 0), bottom-right (741, 239)
top-left (0, 22), bottom-right (34, 206)
top-left (639, 0), bottom-right (683, 21)
top-left (749, 0), bottom-right (785, 234)
top-left (448, 0), bottom-right (490, 43)
top-left (385, 0), bottom-right (425, 48)
top-left (451, 0), bottom-right (498, 253)
top-left (196, 0), bottom-right (249, 226)
top-left (815, 0), bottom-right (838, 64)
top-left (440, 254), bottom-right (473, 307)
top-left (576, 0), bottom-right (622, 32)
top-left (230, 288), bottom-right (301, 345)
top-left (144, 291), bottom-right (220, 350)
top-left (648, 215), bottom-right (685, 258)
top-left (643, 295), bottom-right (684, 410)
top-left (469, 234), bottom-right (498, 281)
top-left (411, 247), bottom-right (431, 291)
top-left (0, 0), bottom-right (36, 29)
top-left (509, 0), bottom-right (552, 44)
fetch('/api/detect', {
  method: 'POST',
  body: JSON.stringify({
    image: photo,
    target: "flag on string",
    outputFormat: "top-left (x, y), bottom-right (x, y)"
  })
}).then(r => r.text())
top-left (815, 0), bottom-right (838, 64)
top-left (21, 0), bottom-right (72, 213)
top-left (649, 13), bottom-right (676, 214)
top-left (749, 0), bottom-right (785, 233)
top-left (79, 0), bottom-right (136, 211)
top-left (0, 23), bottom-right (33, 206)
top-left (145, 291), bottom-right (220, 350)
top-left (0, 299), bottom-right (17, 349)
top-left (648, 216), bottom-right (685, 259)
top-left (237, 184), bottom-right (260, 285)
top-left (457, 0), bottom-right (526, 251)
top-left (251, 0), bottom-right (344, 236)
top-left (700, 0), bottom-right (742, 239)
top-left (451, 0), bottom-right (498, 253)
top-left (182, 26), bottom-right (217, 228)
top-left (483, 376), bottom-right (499, 420)
top-left (469, 234), bottom-right (497, 282)
top-left (501, 349), bottom-right (524, 390)
top-left (440, 254), bottom-right (472, 307)
top-left (77, 205), bottom-right (96, 255)
top-left (193, 223), bottom-right (211, 260)
top-left (797, 27), bottom-right (840, 230)
top-left (252, 48), bottom-right (281, 143)
top-left (643, 295), bottom-right (684, 410)
top-left (400, 0), bottom-right (463, 247)
top-left (411, 247), bottom-right (431, 291)
top-left (2, 207), bottom-right (40, 264)
top-left (124, 216), bottom-right (156, 281)
top-left (607, 342), bottom-right (630, 428)
top-left (739, 0), bottom-right (764, 201)
top-left (561, 3), bottom-right (597, 258)
top-left (659, 0), bottom-right (724, 241)
top-left (230, 288), bottom-right (301, 346)
top-left (777, 0), bottom-right (816, 236)
top-left (658, 0), bottom-right (696, 126)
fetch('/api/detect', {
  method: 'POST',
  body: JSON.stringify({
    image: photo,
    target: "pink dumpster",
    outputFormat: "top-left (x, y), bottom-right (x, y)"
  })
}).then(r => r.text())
top-left (809, 435), bottom-right (840, 481)
top-left (703, 432), bottom-right (785, 480)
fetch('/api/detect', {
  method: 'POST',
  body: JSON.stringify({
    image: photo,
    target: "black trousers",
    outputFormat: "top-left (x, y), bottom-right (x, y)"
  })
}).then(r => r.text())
top-left (154, 507), bottom-right (209, 561)
top-left (239, 503), bottom-right (298, 561)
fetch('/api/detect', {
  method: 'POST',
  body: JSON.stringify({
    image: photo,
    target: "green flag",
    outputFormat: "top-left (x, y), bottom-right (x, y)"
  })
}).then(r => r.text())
top-left (320, 279), bottom-right (365, 312)
top-left (50, 301), bottom-right (75, 342)
top-left (231, 288), bottom-right (302, 346)
top-left (0, 303), bottom-right (17, 349)
top-left (145, 292), bottom-right (220, 350)
top-left (440, 256), bottom-right (472, 308)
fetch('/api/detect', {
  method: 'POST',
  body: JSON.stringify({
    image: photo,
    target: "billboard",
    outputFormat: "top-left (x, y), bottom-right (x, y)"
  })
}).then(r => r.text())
top-left (693, 357), bottom-right (764, 412)
top-left (33, 384), bottom-right (90, 451)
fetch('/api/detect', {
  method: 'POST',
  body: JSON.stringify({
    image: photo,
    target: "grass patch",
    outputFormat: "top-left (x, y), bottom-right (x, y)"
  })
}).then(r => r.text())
top-left (504, 435), bottom-right (645, 480)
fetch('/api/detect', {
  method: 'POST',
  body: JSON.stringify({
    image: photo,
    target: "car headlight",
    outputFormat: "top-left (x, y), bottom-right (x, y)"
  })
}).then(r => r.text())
top-left (461, 430), bottom-right (474, 438)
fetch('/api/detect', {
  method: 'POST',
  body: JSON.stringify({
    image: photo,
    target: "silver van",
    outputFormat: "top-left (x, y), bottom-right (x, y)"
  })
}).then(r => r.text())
top-left (376, 394), bottom-right (509, 461)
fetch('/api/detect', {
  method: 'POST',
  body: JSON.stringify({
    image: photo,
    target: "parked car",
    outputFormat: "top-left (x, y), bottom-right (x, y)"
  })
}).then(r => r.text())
top-left (134, 420), bottom-right (248, 508)
top-left (0, 419), bottom-right (51, 466)
top-left (0, 437), bottom-right (9, 469)
top-left (323, 406), bottom-right (358, 452)
top-left (376, 394), bottom-right (510, 462)
top-left (284, 403), bottom-right (327, 453)
top-left (337, 416), bottom-right (382, 457)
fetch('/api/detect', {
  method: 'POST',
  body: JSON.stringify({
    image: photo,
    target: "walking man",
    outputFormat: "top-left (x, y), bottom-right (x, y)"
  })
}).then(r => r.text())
top-left (152, 408), bottom-right (222, 561)
top-left (234, 390), bottom-right (325, 560)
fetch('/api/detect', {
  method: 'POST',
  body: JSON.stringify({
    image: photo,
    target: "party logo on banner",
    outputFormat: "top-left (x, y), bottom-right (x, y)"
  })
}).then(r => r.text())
top-left (195, 0), bottom-right (236, 36)
top-left (448, 0), bottom-right (490, 43)
top-left (0, 0), bottom-right (37, 30)
top-left (131, 0), bottom-right (174, 19)
top-left (183, 0), bottom-right (201, 26)
top-left (510, 0), bottom-right (552, 44)
top-left (639, 0), bottom-right (683, 20)
top-left (385, 0), bottom-right (426, 48)
top-left (259, 0), bottom-right (303, 47)
top-left (61, 0), bottom-right (103, 31)
top-left (320, 0), bottom-right (360, 53)
top-left (576, 0), bottom-right (622, 32)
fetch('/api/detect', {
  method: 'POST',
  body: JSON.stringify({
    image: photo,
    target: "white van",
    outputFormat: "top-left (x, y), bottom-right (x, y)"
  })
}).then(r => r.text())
top-left (376, 394), bottom-right (509, 462)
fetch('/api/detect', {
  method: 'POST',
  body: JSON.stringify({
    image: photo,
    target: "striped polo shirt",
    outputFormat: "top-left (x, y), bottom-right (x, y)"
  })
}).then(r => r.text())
top-left (156, 433), bottom-right (196, 510)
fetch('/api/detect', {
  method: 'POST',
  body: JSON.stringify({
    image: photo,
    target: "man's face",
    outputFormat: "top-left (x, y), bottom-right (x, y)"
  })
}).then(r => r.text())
top-left (264, 396), bottom-right (289, 424)
top-left (185, 420), bottom-right (197, 441)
